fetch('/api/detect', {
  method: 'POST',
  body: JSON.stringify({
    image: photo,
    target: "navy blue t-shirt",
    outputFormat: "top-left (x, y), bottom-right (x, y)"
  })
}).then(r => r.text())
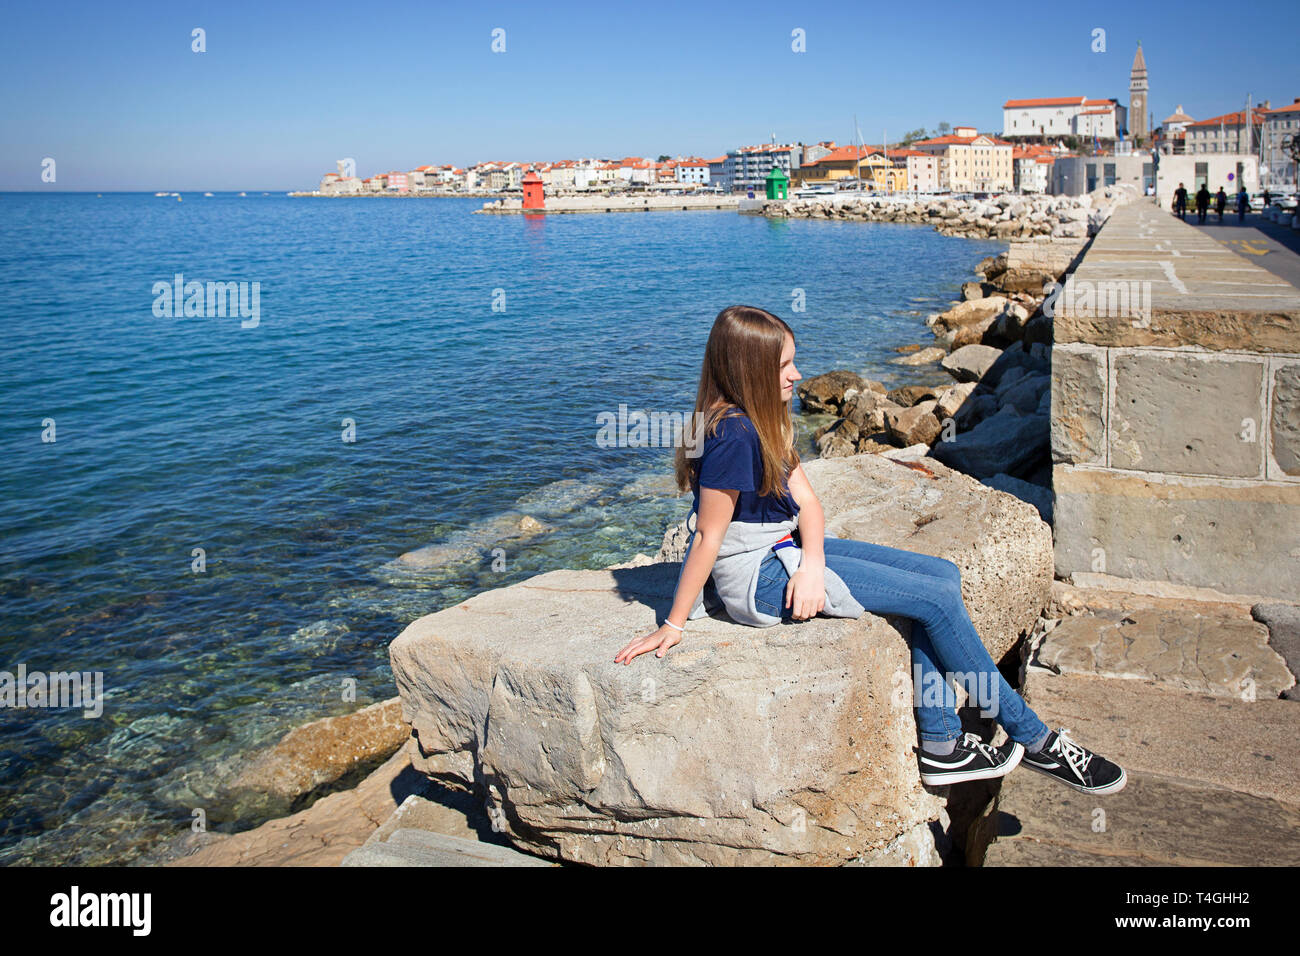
top-left (690, 412), bottom-right (799, 523)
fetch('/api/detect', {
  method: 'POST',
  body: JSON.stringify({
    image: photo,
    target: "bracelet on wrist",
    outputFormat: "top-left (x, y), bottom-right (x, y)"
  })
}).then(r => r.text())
top-left (663, 618), bottom-right (685, 632)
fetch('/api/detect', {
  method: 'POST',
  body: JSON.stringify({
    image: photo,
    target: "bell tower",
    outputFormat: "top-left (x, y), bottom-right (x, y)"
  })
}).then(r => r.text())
top-left (1130, 42), bottom-right (1148, 141)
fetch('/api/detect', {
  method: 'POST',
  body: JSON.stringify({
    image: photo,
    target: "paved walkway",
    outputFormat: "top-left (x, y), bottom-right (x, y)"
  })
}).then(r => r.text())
top-left (1065, 203), bottom-right (1300, 316)
top-left (983, 585), bottom-right (1300, 867)
top-left (1184, 211), bottom-right (1300, 290)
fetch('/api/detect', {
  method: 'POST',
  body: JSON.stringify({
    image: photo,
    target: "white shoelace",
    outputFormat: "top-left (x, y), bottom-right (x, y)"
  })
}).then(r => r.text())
top-left (962, 733), bottom-right (1001, 763)
top-left (1048, 728), bottom-right (1093, 780)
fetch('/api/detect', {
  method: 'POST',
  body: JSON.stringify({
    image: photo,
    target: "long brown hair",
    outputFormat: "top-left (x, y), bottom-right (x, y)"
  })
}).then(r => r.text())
top-left (674, 305), bottom-right (800, 501)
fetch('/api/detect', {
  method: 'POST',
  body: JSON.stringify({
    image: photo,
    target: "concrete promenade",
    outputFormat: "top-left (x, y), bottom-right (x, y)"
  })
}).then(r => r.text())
top-left (1051, 201), bottom-right (1300, 601)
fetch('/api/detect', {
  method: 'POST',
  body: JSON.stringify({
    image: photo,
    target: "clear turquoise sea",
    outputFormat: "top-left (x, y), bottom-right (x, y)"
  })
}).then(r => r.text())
top-left (0, 192), bottom-right (1004, 864)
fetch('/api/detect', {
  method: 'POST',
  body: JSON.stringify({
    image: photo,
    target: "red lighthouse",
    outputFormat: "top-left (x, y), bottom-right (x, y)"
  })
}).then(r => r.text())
top-left (521, 168), bottom-right (545, 210)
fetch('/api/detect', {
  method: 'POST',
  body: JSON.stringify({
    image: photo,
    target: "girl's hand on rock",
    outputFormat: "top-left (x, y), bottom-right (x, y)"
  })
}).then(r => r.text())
top-left (614, 625), bottom-right (681, 665)
top-left (786, 566), bottom-right (826, 620)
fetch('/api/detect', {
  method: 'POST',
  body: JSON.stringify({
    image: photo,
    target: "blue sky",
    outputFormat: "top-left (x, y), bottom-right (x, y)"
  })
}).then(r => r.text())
top-left (3, 0), bottom-right (1296, 190)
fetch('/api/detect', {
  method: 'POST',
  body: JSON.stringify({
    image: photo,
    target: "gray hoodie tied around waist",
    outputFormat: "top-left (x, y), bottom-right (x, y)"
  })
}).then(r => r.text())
top-left (672, 508), bottom-right (866, 628)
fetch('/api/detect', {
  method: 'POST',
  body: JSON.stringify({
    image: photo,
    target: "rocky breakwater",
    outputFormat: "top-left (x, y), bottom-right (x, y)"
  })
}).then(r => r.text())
top-left (796, 218), bottom-right (1139, 523)
top-left (389, 453), bottom-right (1053, 866)
top-left (764, 186), bottom-right (1136, 240)
top-left (790, 184), bottom-right (1149, 522)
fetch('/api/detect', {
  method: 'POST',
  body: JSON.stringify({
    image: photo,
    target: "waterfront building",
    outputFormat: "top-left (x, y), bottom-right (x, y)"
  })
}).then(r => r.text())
top-left (912, 127), bottom-right (1014, 192)
top-left (1262, 97), bottom-right (1300, 187)
top-left (1183, 107), bottom-right (1267, 156)
top-left (673, 159), bottom-right (710, 185)
top-left (1050, 152), bottom-right (1155, 196)
top-left (1151, 153), bottom-right (1259, 206)
top-left (1002, 97), bottom-right (1128, 141)
top-left (789, 144), bottom-right (878, 189)
top-left (717, 143), bottom-right (804, 194)
top-left (1013, 144), bottom-right (1060, 193)
top-left (890, 149), bottom-right (940, 193)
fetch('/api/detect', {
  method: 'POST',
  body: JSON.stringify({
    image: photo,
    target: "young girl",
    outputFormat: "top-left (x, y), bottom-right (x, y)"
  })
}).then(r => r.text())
top-left (614, 305), bottom-right (1127, 795)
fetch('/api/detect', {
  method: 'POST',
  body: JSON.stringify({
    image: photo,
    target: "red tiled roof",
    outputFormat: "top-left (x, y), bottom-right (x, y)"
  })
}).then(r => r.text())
top-left (1187, 107), bottom-right (1268, 128)
top-left (1003, 97), bottom-right (1085, 108)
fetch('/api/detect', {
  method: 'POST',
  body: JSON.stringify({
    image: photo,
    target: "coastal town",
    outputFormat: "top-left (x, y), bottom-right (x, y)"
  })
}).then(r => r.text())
top-left (301, 46), bottom-right (1299, 214)
top-left (9, 2), bottom-right (1300, 894)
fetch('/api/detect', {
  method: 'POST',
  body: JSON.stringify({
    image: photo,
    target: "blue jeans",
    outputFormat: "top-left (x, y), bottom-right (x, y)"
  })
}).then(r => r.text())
top-left (753, 536), bottom-right (1049, 746)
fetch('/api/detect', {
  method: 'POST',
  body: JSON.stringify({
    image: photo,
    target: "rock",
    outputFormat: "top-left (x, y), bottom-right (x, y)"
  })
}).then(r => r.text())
top-left (990, 303), bottom-right (1030, 343)
top-left (975, 253), bottom-right (1008, 281)
top-left (954, 391), bottom-right (998, 430)
top-left (888, 346), bottom-right (946, 366)
top-left (342, 827), bottom-right (556, 867)
top-left (1251, 603), bottom-right (1300, 698)
top-left (930, 406), bottom-right (1049, 479)
top-left (1020, 312), bottom-right (1053, 347)
top-left (1051, 220), bottom-right (1088, 239)
top-left (894, 344), bottom-right (923, 353)
top-left (389, 455), bottom-right (1053, 866)
top-left (982, 473), bottom-right (1053, 523)
top-left (884, 400), bottom-right (942, 447)
top-left (815, 418), bottom-right (861, 458)
top-left (854, 433), bottom-right (897, 455)
top-left (935, 382), bottom-right (978, 421)
top-left (941, 345), bottom-right (1003, 383)
top-left (797, 370), bottom-right (867, 415)
top-left (997, 373), bottom-right (1050, 414)
top-left (164, 748), bottom-right (433, 867)
top-left (841, 390), bottom-right (899, 433)
top-left (962, 281), bottom-right (996, 301)
top-left (931, 297), bottom-right (1009, 335)
top-left (886, 384), bottom-right (943, 408)
top-left (229, 697), bottom-right (410, 802)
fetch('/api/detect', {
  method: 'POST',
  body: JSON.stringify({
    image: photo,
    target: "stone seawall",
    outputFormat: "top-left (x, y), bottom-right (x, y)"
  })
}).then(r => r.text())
top-left (1051, 202), bottom-right (1300, 600)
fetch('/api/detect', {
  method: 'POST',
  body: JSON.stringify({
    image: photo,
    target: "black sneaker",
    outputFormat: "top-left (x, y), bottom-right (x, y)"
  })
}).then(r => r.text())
top-left (916, 733), bottom-right (1024, 786)
top-left (1021, 728), bottom-right (1127, 794)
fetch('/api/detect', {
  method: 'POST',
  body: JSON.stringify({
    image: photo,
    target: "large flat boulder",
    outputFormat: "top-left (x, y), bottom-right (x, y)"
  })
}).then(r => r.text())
top-left (390, 455), bottom-right (1052, 866)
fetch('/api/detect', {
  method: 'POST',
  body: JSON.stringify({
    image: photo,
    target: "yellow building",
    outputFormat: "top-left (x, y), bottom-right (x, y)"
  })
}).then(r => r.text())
top-left (793, 146), bottom-right (908, 191)
top-left (911, 127), bottom-right (1015, 192)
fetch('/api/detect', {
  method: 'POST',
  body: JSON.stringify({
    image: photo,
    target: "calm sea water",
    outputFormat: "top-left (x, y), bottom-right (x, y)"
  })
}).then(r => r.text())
top-left (0, 192), bottom-right (1003, 864)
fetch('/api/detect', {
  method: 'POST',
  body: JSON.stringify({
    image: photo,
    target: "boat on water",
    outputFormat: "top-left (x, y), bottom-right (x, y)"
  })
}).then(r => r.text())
top-left (204, 192), bottom-right (214, 197)
top-left (794, 184), bottom-right (836, 198)
top-left (238, 191), bottom-right (247, 197)
top-left (154, 191), bottom-right (169, 197)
